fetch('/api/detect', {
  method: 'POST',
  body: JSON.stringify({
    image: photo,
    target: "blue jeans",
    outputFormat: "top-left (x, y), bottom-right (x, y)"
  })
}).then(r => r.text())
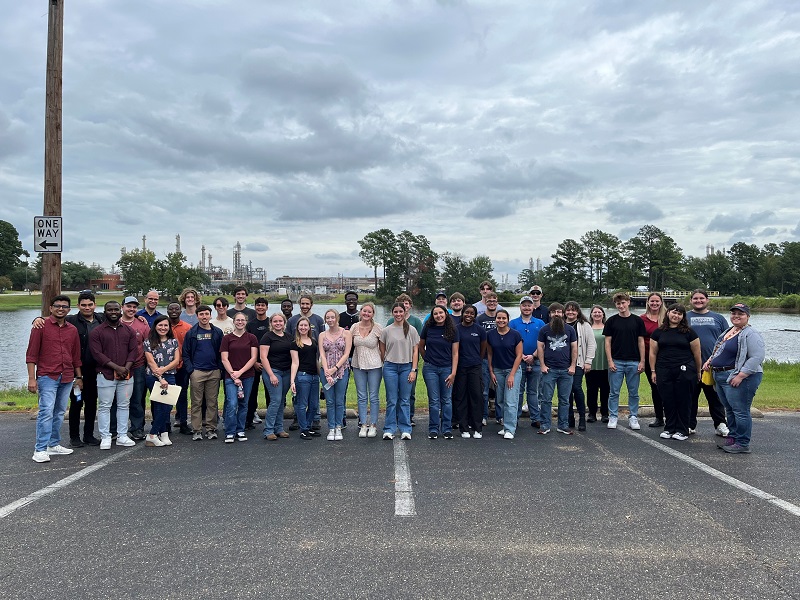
top-left (127, 364), bottom-right (147, 432)
top-left (353, 367), bottom-right (382, 426)
top-left (223, 376), bottom-right (253, 436)
top-left (541, 369), bottom-right (574, 430)
top-left (97, 375), bottom-right (133, 439)
top-left (383, 361), bottom-right (412, 435)
top-left (518, 364), bottom-right (541, 422)
top-left (145, 373), bottom-right (175, 435)
top-left (263, 368), bottom-right (290, 435)
top-left (294, 372), bottom-right (319, 432)
top-left (494, 368), bottom-right (521, 434)
top-left (423, 364), bottom-right (453, 434)
top-left (34, 375), bottom-right (72, 452)
top-left (714, 371), bottom-right (762, 448)
top-left (608, 360), bottom-right (641, 418)
top-left (325, 371), bottom-right (348, 429)
top-left (482, 359), bottom-right (491, 421)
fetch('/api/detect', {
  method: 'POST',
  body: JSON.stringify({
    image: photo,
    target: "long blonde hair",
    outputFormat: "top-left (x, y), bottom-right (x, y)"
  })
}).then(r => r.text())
top-left (646, 292), bottom-right (667, 323)
top-left (294, 316), bottom-right (311, 347)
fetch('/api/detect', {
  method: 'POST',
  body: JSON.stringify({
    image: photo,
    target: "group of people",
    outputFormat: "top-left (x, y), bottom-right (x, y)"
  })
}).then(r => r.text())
top-left (26, 282), bottom-right (765, 463)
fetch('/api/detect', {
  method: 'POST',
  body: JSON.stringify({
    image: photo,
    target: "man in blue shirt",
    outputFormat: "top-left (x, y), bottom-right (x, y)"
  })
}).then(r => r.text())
top-left (510, 296), bottom-right (546, 427)
top-left (136, 290), bottom-right (162, 327)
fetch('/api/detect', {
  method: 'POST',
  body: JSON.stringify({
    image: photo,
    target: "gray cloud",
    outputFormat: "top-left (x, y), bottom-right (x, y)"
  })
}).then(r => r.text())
top-left (245, 243), bottom-right (270, 252)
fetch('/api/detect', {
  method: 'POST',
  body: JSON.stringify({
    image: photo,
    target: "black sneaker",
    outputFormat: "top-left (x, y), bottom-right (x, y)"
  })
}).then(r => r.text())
top-left (649, 419), bottom-right (665, 428)
top-left (308, 429), bottom-right (321, 437)
top-left (130, 430), bottom-right (146, 441)
top-left (179, 423), bottom-right (192, 435)
top-left (288, 420), bottom-right (300, 431)
top-left (300, 431), bottom-right (312, 440)
top-left (586, 415), bottom-right (597, 423)
top-left (428, 432), bottom-right (438, 439)
top-left (83, 436), bottom-right (101, 446)
top-left (70, 437), bottom-right (85, 448)
top-left (341, 418), bottom-right (347, 429)
top-left (410, 418), bottom-right (416, 427)
top-left (311, 421), bottom-right (321, 431)
top-left (173, 422), bottom-right (181, 429)
top-left (601, 416), bottom-right (609, 423)
top-left (443, 431), bottom-right (453, 439)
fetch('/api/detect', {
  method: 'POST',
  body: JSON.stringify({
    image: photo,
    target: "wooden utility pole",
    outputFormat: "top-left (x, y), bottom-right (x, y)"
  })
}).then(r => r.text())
top-left (41, 0), bottom-right (64, 315)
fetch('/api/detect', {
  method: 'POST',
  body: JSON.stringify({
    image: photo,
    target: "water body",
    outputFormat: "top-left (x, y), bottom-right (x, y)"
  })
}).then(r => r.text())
top-left (4, 304), bottom-right (799, 390)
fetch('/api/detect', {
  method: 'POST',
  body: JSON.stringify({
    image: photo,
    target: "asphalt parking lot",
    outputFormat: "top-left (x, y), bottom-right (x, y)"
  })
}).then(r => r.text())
top-left (1, 411), bottom-right (798, 599)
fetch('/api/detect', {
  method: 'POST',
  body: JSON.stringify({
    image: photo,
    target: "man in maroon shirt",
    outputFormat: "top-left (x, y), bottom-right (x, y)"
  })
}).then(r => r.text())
top-left (90, 301), bottom-right (139, 450)
top-left (26, 295), bottom-right (82, 463)
top-left (121, 296), bottom-right (151, 440)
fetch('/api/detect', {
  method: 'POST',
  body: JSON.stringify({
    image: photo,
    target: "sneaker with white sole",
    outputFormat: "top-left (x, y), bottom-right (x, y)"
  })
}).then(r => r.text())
top-left (503, 431), bottom-right (514, 440)
top-left (367, 425), bottom-right (377, 438)
top-left (334, 427), bottom-right (343, 441)
top-left (159, 433), bottom-right (172, 446)
top-left (715, 423), bottom-right (730, 437)
top-left (497, 429), bottom-right (505, 436)
top-left (400, 432), bottom-right (412, 440)
top-left (327, 429), bottom-right (336, 441)
top-left (556, 428), bottom-right (574, 435)
top-left (207, 431), bottom-right (218, 440)
top-left (537, 428), bottom-right (551, 435)
top-left (671, 432), bottom-right (689, 441)
top-left (359, 425), bottom-right (368, 438)
top-left (236, 432), bottom-right (248, 442)
top-left (607, 417), bottom-right (618, 429)
top-left (192, 431), bottom-right (203, 441)
top-left (473, 431), bottom-right (483, 439)
top-left (629, 416), bottom-right (640, 430)
top-left (145, 434), bottom-right (165, 447)
top-left (100, 437), bottom-right (112, 450)
top-left (252, 413), bottom-right (263, 424)
top-left (46, 444), bottom-right (74, 455)
top-left (225, 435), bottom-right (234, 443)
top-left (383, 432), bottom-right (394, 440)
top-left (688, 428), bottom-right (696, 435)
top-left (659, 431), bottom-right (672, 439)
top-left (116, 435), bottom-right (135, 447)
top-left (32, 451), bottom-right (51, 463)
top-left (461, 431), bottom-right (471, 438)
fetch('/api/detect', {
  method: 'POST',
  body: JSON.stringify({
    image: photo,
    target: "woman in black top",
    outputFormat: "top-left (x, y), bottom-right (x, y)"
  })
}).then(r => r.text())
top-left (290, 317), bottom-right (321, 439)
top-left (649, 304), bottom-right (701, 440)
top-left (261, 313), bottom-right (293, 440)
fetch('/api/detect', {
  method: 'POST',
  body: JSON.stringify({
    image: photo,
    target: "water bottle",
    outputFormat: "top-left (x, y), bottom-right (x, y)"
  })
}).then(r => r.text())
top-left (74, 386), bottom-right (82, 402)
top-left (323, 376), bottom-right (339, 391)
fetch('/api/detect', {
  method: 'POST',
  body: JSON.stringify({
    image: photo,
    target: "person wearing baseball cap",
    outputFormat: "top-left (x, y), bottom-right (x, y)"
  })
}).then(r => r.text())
top-left (703, 303), bottom-right (764, 454)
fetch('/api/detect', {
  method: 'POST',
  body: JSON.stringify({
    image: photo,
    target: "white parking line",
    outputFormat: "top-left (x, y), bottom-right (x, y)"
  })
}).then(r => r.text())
top-left (0, 445), bottom-right (142, 520)
top-left (621, 428), bottom-right (800, 518)
top-left (393, 438), bottom-right (416, 517)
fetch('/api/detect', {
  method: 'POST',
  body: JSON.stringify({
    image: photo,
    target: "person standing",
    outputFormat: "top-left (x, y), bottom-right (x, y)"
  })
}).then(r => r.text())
top-left (603, 292), bottom-right (646, 430)
top-left (338, 290), bottom-right (360, 429)
top-left (509, 296), bottom-right (546, 428)
top-left (220, 313), bottom-right (259, 443)
top-left (178, 288), bottom-right (202, 326)
top-left (585, 306), bottom-right (610, 423)
top-left (90, 301), bottom-right (138, 450)
top-left (449, 292), bottom-right (465, 322)
top-left (280, 298), bottom-right (294, 321)
top-left (537, 303), bottom-right (578, 435)
top-left (419, 306), bottom-right (460, 439)
top-left (351, 302), bottom-right (383, 439)
top-left (136, 290), bottom-right (162, 327)
top-left (473, 281), bottom-right (504, 315)
top-left (183, 304), bottom-right (223, 440)
top-left (26, 295), bottom-right (82, 462)
top-left (385, 293), bottom-right (423, 425)
top-left (687, 289), bottom-right (730, 437)
top-left (121, 296), bottom-right (151, 441)
top-left (641, 293), bottom-right (666, 428)
top-left (166, 302), bottom-right (193, 435)
top-left (705, 303), bottom-right (765, 454)
top-left (453, 305), bottom-right (487, 437)
top-left (564, 301), bottom-right (596, 431)
top-left (287, 295), bottom-right (325, 338)
top-left (380, 303), bottom-right (420, 440)
top-left (212, 297), bottom-right (235, 335)
top-left (527, 285), bottom-right (550, 323)
top-left (650, 304), bottom-right (701, 441)
top-left (289, 317), bottom-right (321, 440)
top-left (245, 297), bottom-right (271, 429)
top-left (66, 291), bottom-right (104, 447)
top-left (227, 286), bottom-right (257, 322)
top-left (260, 313), bottom-right (293, 441)
top-left (143, 315), bottom-right (181, 447)
top-left (319, 309), bottom-right (353, 441)
top-left (487, 310), bottom-right (523, 439)
top-left (477, 292), bottom-right (500, 425)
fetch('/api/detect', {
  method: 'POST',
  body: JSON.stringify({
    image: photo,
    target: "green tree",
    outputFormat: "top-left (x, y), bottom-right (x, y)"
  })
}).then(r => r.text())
top-left (759, 243), bottom-right (782, 295)
top-left (727, 242), bottom-right (762, 295)
top-left (581, 229), bottom-right (623, 298)
top-left (517, 268), bottom-right (537, 292)
top-left (0, 220), bottom-right (30, 276)
top-left (545, 238), bottom-right (588, 300)
top-left (394, 231), bottom-right (438, 304)
top-left (624, 225), bottom-right (683, 290)
top-left (358, 229), bottom-right (397, 293)
top-left (155, 252), bottom-right (209, 298)
top-left (779, 241), bottom-right (800, 294)
top-left (116, 249), bottom-right (158, 296)
top-left (0, 275), bottom-right (12, 292)
top-left (440, 253), bottom-right (495, 303)
top-left (62, 261), bottom-right (103, 290)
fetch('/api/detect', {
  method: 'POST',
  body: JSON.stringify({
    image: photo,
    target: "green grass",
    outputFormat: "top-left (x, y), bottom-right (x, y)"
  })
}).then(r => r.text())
top-left (4, 360), bottom-right (798, 413)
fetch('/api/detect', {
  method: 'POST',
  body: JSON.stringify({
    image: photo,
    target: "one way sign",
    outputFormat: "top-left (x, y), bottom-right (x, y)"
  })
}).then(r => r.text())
top-left (34, 216), bottom-right (62, 253)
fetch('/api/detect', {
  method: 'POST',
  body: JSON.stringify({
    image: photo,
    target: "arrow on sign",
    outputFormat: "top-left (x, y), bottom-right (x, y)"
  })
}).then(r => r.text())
top-left (38, 241), bottom-right (59, 250)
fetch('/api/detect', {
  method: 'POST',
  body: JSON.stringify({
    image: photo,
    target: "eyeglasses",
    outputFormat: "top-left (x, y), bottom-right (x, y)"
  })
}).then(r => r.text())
top-left (215, 303), bottom-right (226, 308)
top-left (52, 304), bottom-right (70, 310)
top-left (530, 291), bottom-right (542, 295)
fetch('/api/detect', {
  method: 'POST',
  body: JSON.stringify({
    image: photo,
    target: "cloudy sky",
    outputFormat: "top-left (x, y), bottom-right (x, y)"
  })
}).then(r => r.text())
top-left (1, 0), bottom-right (798, 281)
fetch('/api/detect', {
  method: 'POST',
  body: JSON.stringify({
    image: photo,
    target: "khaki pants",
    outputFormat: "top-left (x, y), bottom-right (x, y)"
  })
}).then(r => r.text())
top-left (190, 369), bottom-right (221, 433)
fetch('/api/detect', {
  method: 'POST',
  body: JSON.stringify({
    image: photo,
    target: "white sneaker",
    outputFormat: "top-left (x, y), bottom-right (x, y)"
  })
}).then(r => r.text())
top-left (32, 451), bottom-right (51, 463)
top-left (145, 434), bottom-right (165, 447)
top-left (503, 431), bottom-right (514, 440)
top-left (521, 402), bottom-right (529, 413)
top-left (100, 437), bottom-right (112, 450)
top-left (116, 435), bottom-right (135, 447)
top-left (383, 432), bottom-right (394, 440)
top-left (359, 425), bottom-right (368, 438)
top-left (46, 444), bottom-right (74, 455)
top-left (334, 427), bottom-right (343, 441)
top-left (461, 431), bottom-right (471, 438)
top-left (252, 413), bottom-right (263, 424)
top-left (629, 416), bottom-right (640, 430)
top-left (715, 423), bottom-right (730, 437)
top-left (672, 432), bottom-right (689, 441)
top-left (497, 429), bottom-right (506, 435)
top-left (688, 428), bottom-right (696, 435)
top-left (482, 418), bottom-right (487, 426)
top-left (367, 425), bottom-right (377, 438)
top-left (473, 431), bottom-right (483, 439)
top-left (327, 429), bottom-right (336, 441)
top-left (607, 417), bottom-right (618, 429)
top-left (159, 432), bottom-right (172, 446)
top-left (400, 432), bottom-right (412, 440)
top-left (659, 431), bottom-right (672, 439)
